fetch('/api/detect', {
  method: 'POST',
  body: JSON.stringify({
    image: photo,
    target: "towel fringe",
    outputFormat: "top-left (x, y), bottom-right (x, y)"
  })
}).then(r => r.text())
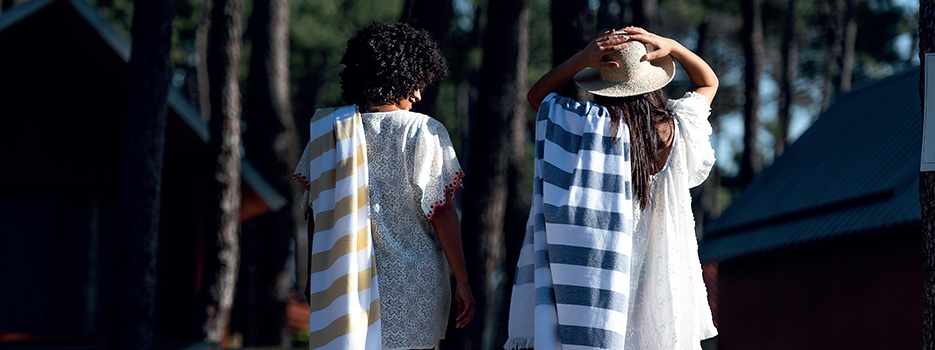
top-left (503, 337), bottom-right (535, 350)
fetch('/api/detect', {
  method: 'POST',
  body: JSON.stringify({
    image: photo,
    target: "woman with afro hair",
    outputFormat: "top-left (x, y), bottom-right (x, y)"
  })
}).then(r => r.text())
top-left (294, 21), bottom-right (474, 349)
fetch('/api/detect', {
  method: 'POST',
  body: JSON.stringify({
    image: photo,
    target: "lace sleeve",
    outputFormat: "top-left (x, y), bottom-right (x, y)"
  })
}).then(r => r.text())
top-left (291, 138), bottom-right (313, 219)
top-left (667, 91), bottom-right (716, 188)
top-left (410, 118), bottom-right (465, 220)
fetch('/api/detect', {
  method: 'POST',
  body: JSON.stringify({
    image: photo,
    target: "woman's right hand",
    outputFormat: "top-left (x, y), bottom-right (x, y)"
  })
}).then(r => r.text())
top-left (454, 282), bottom-right (475, 329)
top-left (577, 29), bottom-right (631, 69)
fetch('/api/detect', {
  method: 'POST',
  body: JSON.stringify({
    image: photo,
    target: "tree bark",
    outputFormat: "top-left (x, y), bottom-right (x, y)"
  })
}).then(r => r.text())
top-left (819, 0), bottom-right (841, 112)
top-left (196, 0), bottom-right (212, 121)
top-left (776, 0), bottom-right (798, 157)
top-left (238, 0), bottom-right (296, 345)
top-left (551, 0), bottom-right (591, 100)
top-left (598, 0), bottom-right (625, 33)
top-left (632, 0), bottom-right (657, 29)
top-left (110, 0), bottom-right (172, 348)
top-left (498, 7), bottom-right (530, 350)
top-left (447, 0), bottom-right (528, 349)
top-left (840, 0), bottom-right (858, 92)
top-left (920, 1), bottom-right (934, 348)
top-left (403, 0), bottom-right (453, 118)
top-left (201, 0), bottom-right (244, 342)
top-left (739, 0), bottom-right (764, 187)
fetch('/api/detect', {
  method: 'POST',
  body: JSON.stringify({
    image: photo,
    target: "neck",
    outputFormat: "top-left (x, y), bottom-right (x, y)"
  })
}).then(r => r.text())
top-left (367, 103), bottom-right (403, 113)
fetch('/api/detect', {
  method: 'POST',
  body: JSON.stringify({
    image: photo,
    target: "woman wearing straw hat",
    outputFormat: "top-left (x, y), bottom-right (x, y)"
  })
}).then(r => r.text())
top-left (506, 27), bottom-right (718, 349)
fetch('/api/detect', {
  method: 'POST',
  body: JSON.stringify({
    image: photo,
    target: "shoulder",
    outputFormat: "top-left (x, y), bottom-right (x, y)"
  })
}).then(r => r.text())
top-left (665, 91), bottom-right (710, 117)
top-left (540, 92), bottom-right (609, 118)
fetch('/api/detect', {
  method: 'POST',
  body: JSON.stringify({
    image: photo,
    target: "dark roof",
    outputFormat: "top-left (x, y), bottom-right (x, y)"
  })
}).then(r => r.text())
top-left (699, 68), bottom-right (922, 263)
top-left (0, 0), bottom-right (286, 211)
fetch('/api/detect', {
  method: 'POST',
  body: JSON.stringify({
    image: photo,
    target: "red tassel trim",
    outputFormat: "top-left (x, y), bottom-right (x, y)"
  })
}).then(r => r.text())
top-left (426, 169), bottom-right (465, 221)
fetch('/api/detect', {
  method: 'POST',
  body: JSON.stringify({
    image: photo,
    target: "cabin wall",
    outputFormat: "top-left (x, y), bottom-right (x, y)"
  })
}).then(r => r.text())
top-left (717, 226), bottom-right (922, 349)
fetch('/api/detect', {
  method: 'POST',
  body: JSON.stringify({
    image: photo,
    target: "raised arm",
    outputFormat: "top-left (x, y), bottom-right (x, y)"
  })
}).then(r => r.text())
top-left (527, 30), bottom-right (630, 111)
top-left (621, 26), bottom-right (719, 104)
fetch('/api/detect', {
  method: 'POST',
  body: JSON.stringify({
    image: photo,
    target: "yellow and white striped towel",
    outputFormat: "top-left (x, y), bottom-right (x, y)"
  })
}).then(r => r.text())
top-left (292, 105), bottom-right (381, 350)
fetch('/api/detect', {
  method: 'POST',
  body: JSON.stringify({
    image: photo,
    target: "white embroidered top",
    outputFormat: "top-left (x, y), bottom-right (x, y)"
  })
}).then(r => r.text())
top-left (360, 110), bottom-right (464, 349)
top-left (624, 91), bottom-right (718, 349)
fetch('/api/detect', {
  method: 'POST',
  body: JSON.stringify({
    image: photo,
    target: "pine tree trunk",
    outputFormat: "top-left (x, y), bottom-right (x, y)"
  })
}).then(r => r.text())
top-left (776, 0), bottom-right (798, 157)
top-left (196, 0), bottom-right (212, 121)
top-left (551, 0), bottom-right (591, 100)
top-left (739, 0), bottom-right (764, 187)
top-left (202, 0), bottom-right (243, 342)
top-left (448, 0), bottom-right (528, 348)
top-left (819, 0), bottom-right (841, 112)
top-left (498, 7), bottom-right (530, 349)
top-left (239, 0), bottom-right (296, 345)
top-left (403, 0), bottom-right (453, 118)
top-left (632, 0), bottom-right (657, 29)
top-left (110, 0), bottom-right (172, 348)
top-left (920, 1), bottom-right (934, 347)
top-left (840, 0), bottom-right (858, 92)
top-left (597, 0), bottom-right (625, 33)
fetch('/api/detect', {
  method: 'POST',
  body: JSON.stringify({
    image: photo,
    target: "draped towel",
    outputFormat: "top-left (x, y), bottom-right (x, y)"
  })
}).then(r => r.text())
top-left (292, 105), bottom-right (381, 350)
top-left (506, 93), bottom-right (634, 350)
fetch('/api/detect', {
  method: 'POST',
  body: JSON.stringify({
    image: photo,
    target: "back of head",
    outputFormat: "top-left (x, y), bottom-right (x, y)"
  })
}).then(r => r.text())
top-left (339, 21), bottom-right (449, 108)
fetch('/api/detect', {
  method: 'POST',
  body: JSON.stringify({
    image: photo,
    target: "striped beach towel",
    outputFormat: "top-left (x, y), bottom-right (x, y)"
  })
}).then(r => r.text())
top-left (292, 105), bottom-right (381, 350)
top-left (506, 93), bottom-right (634, 350)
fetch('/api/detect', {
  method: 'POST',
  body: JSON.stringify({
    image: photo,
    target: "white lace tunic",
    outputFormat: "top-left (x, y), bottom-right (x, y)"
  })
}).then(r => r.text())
top-left (624, 91), bottom-right (718, 349)
top-left (360, 110), bottom-right (464, 349)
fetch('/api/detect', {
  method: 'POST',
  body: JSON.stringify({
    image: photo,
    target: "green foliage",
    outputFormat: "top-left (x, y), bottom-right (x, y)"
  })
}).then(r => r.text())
top-left (88, 0), bottom-right (133, 39)
top-left (660, 0), bottom-right (709, 28)
top-left (527, 0), bottom-right (551, 91)
top-left (289, 0), bottom-right (405, 120)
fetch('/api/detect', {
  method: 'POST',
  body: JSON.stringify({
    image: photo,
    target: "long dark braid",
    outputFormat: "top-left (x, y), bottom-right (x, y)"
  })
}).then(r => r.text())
top-left (594, 89), bottom-right (672, 209)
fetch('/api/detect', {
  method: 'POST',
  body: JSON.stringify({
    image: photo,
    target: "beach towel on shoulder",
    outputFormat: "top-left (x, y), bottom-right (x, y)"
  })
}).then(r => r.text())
top-left (292, 105), bottom-right (381, 350)
top-left (506, 93), bottom-right (634, 350)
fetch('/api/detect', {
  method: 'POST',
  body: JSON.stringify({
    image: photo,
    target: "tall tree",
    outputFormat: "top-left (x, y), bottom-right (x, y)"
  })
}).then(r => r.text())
top-left (196, 0), bottom-right (212, 121)
top-left (110, 0), bottom-right (172, 348)
top-left (776, 0), bottom-right (798, 157)
top-left (451, 0), bottom-right (528, 348)
top-left (920, 0), bottom-right (934, 347)
top-left (403, 0), bottom-right (454, 117)
top-left (499, 7), bottom-right (531, 350)
top-left (551, 0), bottom-right (591, 100)
top-left (201, 0), bottom-right (244, 342)
top-left (239, 0), bottom-right (296, 345)
top-left (598, 0), bottom-right (625, 32)
top-left (739, 0), bottom-right (764, 187)
top-left (632, 0), bottom-right (657, 28)
top-left (819, 0), bottom-right (842, 112)
top-left (840, 0), bottom-right (859, 92)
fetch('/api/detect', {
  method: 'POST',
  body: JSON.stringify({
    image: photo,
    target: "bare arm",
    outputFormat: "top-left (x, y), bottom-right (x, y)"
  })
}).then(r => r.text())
top-left (621, 26), bottom-right (719, 104)
top-left (431, 191), bottom-right (475, 329)
top-left (527, 30), bottom-right (630, 111)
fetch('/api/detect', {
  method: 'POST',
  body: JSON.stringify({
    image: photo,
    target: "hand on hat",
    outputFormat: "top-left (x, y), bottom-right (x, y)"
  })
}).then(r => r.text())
top-left (620, 27), bottom-right (676, 62)
top-left (581, 29), bottom-right (631, 69)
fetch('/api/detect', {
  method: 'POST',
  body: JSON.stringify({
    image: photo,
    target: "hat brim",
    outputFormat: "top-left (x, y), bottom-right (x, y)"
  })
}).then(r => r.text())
top-left (573, 55), bottom-right (676, 97)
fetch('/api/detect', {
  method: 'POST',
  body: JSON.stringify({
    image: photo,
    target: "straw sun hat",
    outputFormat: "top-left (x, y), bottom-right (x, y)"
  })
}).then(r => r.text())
top-left (573, 39), bottom-right (675, 97)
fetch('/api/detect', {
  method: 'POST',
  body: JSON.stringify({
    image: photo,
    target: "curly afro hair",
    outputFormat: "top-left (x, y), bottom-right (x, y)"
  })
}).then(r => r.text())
top-left (340, 21), bottom-right (449, 108)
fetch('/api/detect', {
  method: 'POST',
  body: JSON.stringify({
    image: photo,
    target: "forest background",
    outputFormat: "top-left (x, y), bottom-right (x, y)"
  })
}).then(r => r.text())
top-left (0, 0), bottom-right (921, 348)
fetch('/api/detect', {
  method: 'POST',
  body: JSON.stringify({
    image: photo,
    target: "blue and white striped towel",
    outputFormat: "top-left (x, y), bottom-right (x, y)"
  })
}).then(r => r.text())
top-left (506, 93), bottom-right (634, 350)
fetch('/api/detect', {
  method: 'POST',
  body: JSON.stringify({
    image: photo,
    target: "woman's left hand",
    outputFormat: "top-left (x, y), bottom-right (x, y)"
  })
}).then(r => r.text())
top-left (454, 282), bottom-right (475, 329)
top-left (620, 26), bottom-right (676, 61)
